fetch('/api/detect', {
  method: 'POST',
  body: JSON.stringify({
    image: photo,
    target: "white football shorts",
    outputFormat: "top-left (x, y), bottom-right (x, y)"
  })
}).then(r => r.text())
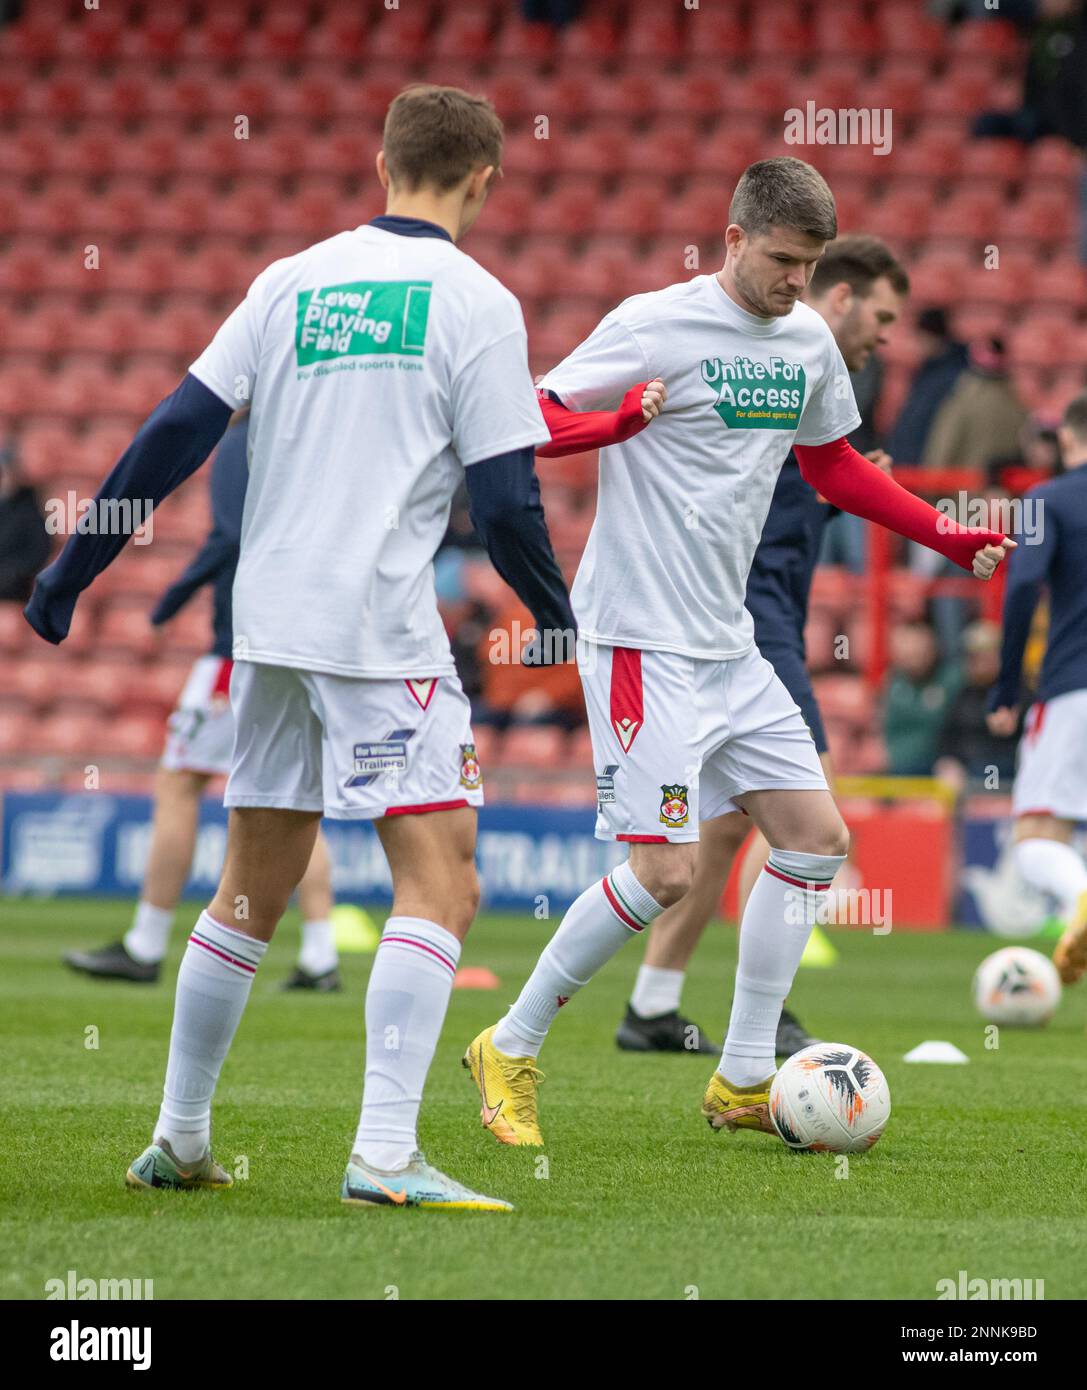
top-left (1011, 689), bottom-right (1087, 823)
top-left (223, 661), bottom-right (484, 820)
top-left (161, 655), bottom-right (236, 776)
top-left (578, 641), bottom-right (827, 843)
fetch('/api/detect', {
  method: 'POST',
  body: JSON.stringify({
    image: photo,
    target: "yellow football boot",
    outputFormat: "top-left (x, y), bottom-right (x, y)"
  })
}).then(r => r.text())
top-left (1053, 890), bottom-right (1087, 984)
top-left (462, 1025), bottom-right (545, 1147)
top-left (701, 1070), bottom-right (776, 1135)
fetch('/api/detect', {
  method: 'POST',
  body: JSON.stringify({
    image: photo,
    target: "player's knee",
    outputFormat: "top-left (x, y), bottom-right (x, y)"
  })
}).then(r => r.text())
top-left (641, 859), bottom-right (696, 909)
top-left (821, 819), bottom-right (851, 859)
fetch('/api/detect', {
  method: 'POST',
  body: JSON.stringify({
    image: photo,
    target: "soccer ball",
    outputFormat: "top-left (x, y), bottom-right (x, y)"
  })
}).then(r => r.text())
top-left (769, 1043), bottom-right (891, 1154)
top-left (973, 946), bottom-right (1061, 1026)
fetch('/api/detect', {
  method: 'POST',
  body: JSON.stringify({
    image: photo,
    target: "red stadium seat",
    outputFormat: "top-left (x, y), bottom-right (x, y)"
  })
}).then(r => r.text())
top-left (1007, 314), bottom-right (1077, 370)
top-left (592, 71), bottom-right (663, 123)
top-left (428, 10), bottom-right (495, 61)
top-left (595, 182), bottom-right (667, 239)
top-left (242, 7), bottom-right (311, 61)
top-left (367, 7), bottom-right (431, 61)
top-left (305, 8), bottom-right (369, 60)
top-left (559, 128), bottom-right (632, 178)
top-left (865, 187), bottom-right (934, 245)
top-left (875, 6), bottom-right (946, 58)
top-left (1025, 137), bottom-right (1082, 181)
top-left (950, 18), bottom-right (1024, 64)
top-left (929, 188), bottom-right (1005, 241)
top-left (556, 14), bottom-right (620, 62)
top-left (812, 5), bottom-right (880, 58)
top-left (490, 17), bottom-right (556, 65)
top-left (872, 59), bottom-right (932, 122)
top-left (1002, 190), bottom-right (1077, 245)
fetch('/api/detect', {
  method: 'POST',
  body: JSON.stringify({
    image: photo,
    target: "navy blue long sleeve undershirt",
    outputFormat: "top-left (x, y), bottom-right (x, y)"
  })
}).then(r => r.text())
top-left (24, 373), bottom-right (574, 658)
top-left (24, 373), bottom-right (232, 644)
top-left (464, 447), bottom-right (576, 652)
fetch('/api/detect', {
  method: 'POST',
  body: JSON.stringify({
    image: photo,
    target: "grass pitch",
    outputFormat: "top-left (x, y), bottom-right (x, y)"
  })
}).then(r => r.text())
top-left (2, 898), bottom-right (1086, 1301)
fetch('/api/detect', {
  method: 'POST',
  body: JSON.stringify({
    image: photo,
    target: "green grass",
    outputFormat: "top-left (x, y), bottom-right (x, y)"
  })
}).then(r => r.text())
top-left (3, 898), bottom-right (1086, 1301)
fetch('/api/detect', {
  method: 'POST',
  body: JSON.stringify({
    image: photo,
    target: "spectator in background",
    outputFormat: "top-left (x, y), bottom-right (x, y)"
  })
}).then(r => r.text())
top-left (923, 336), bottom-right (1029, 470)
top-left (934, 621), bottom-right (1022, 794)
top-left (0, 440), bottom-right (50, 603)
top-left (970, 0), bottom-right (1085, 145)
top-left (887, 307), bottom-right (968, 465)
top-left (882, 620), bottom-right (963, 775)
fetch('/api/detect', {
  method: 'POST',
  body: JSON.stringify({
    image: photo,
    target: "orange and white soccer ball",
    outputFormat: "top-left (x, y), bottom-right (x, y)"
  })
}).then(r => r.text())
top-left (769, 1044), bottom-right (891, 1154)
top-left (973, 946), bottom-right (1061, 1027)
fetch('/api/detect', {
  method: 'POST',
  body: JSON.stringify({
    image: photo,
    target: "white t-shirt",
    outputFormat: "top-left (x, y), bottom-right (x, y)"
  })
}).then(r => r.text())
top-left (539, 273), bottom-right (861, 660)
top-left (189, 225), bottom-right (549, 678)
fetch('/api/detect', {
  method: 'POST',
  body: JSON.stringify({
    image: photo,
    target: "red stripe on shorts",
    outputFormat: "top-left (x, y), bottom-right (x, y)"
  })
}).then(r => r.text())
top-left (609, 647), bottom-right (645, 754)
top-left (212, 658), bottom-right (233, 697)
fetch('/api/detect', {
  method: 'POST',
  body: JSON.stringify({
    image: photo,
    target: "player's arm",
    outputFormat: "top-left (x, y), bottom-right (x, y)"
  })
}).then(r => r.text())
top-left (986, 499), bottom-right (1054, 734)
top-left (150, 416), bottom-right (248, 627)
top-left (792, 436), bottom-right (1015, 577)
top-left (24, 374), bottom-right (233, 644)
top-left (464, 447), bottom-right (576, 654)
top-left (535, 379), bottom-right (666, 457)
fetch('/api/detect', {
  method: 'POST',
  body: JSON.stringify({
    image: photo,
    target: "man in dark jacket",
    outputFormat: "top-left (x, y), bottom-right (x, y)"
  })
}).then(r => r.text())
top-left (0, 443), bottom-right (50, 602)
top-left (887, 307), bottom-right (968, 465)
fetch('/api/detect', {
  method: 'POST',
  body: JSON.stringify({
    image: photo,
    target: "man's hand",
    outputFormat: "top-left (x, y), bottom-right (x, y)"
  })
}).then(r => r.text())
top-left (865, 448), bottom-right (893, 476)
top-left (986, 705), bottom-right (1019, 737)
top-left (972, 537), bottom-right (1016, 579)
top-left (641, 379), bottom-right (666, 422)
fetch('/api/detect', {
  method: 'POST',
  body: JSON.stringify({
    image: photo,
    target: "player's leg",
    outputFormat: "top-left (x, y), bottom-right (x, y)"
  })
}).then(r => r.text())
top-left (65, 767), bottom-right (211, 982)
top-left (729, 746), bottom-right (840, 1056)
top-left (322, 672), bottom-right (508, 1209)
top-left (698, 650), bottom-right (846, 1135)
top-left (127, 662), bottom-right (326, 1191)
top-left (283, 829), bottom-right (341, 990)
top-left (617, 810), bottom-right (750, 1054)
top-left (1007, 693), bottom-right (1087, 983)
top-left (703, 786), bottom-right (847, 1133)
top-left (66, 653), bottom-right (235, 983)
top-left (466, 644), bottom-right (699, 1145)
top-left (1013, 814), bottom-right (1087, 982)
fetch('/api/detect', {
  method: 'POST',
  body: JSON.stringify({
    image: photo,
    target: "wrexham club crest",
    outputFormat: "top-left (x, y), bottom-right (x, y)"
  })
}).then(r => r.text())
top-left (659, 784), bottom-right (689, 828)
top-left (459, 743), bottom-right (482, 790)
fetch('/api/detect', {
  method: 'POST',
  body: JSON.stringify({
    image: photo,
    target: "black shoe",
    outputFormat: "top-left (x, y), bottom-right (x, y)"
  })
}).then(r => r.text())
top-left (282, 965), bottom-right (342, 992)
top-left (615, 1005), bottom-right (717, 1054)
top-left (63, 940), bottom-right (161, 983)
top-left (776, 1008), bottom-right (818, 1059)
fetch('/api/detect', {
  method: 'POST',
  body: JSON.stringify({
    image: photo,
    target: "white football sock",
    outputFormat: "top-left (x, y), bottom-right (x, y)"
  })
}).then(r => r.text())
top-left (1014, 837), bottom-right (1087, 916)
top-left (124, 901), bottom-right (174, 965)
top-left (298, 917), bottom-right (337, 975)
top-left (355, 917), bottom-right (461, 1172)
top-left (492, 861), bottom-right (664, 1059)
top-left (721, 848), bottom-right (844, 1087)
top-left (155, 911), bottom-right (267, 1163)
top-left (630, 964), bottom-right (685, 1018)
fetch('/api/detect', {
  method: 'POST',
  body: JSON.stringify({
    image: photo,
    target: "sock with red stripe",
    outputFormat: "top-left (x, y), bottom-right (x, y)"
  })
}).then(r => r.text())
top-left (355, 917), bottom-right (461, 1172)
top-left (155, 911), bottom-right (267, 1163)
top-left (721, 848), bottom-right (844, 1088)
top-left (492, 861), bottom-right (664, 1059)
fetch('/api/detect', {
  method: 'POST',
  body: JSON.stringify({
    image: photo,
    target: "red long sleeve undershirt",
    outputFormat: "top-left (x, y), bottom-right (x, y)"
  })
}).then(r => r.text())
top-left (535, 384), bottom-right (649, 457)
top-left (537, 398), bottom-right (1003, 573)
top-left (793, 437), bottom-right (1005, 572)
